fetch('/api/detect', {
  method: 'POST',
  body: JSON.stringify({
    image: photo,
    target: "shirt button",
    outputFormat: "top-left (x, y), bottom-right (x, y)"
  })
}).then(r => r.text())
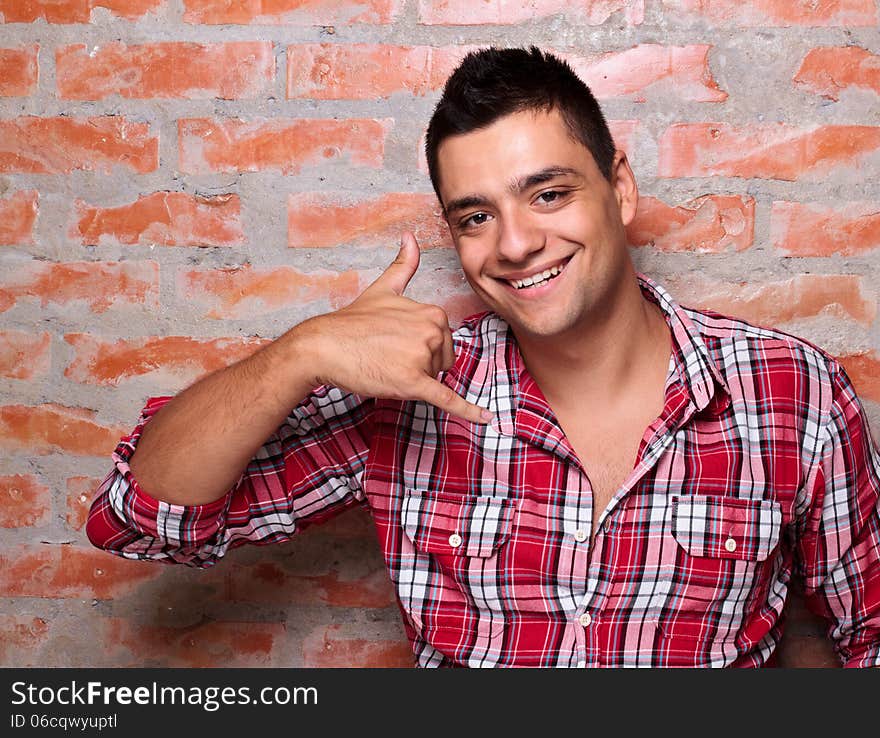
top-left (448, 533), bottom-right (462, 548)
top-left (724, 537), bottom-right (737, 553)
top-left (578, 612), bottom-right (592, 627)
top-left (574, 529), bottom-right (587, 542)
top-left (603, 518), bottom-right (612, 533)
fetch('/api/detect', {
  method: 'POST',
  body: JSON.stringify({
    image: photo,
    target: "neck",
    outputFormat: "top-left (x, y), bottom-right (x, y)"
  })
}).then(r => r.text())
top-left (514, 275), bottom-right (670, 404)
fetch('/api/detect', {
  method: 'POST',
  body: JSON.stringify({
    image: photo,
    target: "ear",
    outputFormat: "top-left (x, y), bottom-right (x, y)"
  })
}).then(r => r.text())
top-left (610, 150), bottom-right (639, 227)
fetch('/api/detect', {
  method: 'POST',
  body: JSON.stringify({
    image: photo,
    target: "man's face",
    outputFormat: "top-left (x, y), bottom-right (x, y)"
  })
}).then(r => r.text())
top-left (436, 108), bottom-right (638, 343)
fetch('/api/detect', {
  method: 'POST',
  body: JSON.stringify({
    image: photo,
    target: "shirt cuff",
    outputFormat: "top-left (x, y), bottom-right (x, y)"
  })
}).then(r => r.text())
top-left (108, 396), bottom-right (233, 547)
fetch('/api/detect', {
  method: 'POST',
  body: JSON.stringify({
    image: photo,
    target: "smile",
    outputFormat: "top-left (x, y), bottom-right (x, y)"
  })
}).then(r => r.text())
top-left (505, 257), bottom-right (570, 290)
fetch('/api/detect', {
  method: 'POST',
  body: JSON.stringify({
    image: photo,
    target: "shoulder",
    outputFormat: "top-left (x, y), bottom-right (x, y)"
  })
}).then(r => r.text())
top-left (683, 303), bottom-right (845, 410)
top-left (686, 304), bottom-right (836, 362)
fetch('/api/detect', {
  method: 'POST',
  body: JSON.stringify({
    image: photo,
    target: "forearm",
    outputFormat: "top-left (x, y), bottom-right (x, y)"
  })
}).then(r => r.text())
top-left (128, 322), bottom-right (322, 506)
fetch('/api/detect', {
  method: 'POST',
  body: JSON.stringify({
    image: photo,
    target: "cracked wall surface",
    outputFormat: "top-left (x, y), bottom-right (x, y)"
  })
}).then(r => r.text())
top-left (2, 0), bottom-right (879, 667)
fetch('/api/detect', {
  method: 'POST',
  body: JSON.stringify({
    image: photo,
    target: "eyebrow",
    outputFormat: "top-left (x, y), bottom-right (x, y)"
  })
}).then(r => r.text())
top-left (512, 166), bottom-right (580, 193)
top-left (443, 166), bottom-right (581, 217)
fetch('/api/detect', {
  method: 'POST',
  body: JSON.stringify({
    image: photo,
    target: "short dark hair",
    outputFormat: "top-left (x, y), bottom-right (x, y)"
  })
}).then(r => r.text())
top-left (425, 46), bottom-right (616, 205)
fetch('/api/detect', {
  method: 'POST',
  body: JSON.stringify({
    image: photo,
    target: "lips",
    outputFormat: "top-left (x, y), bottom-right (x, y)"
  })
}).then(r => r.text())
top-left (502, 256), bottom-right (570, 290)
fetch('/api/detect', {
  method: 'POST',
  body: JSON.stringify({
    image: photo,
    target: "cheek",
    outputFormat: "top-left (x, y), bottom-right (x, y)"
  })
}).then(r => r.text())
top-left (455, 247), bottom-right (488, 283)
top-left (554, 200), bottom-right (615, 239)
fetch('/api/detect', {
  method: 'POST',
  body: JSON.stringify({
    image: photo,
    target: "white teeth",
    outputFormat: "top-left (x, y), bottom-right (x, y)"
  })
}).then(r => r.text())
top-left (509, 260), bottom-right (566, 290)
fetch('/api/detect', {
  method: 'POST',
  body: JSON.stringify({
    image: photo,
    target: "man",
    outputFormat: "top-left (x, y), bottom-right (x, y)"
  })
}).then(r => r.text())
top-left (87, 47), bottom-right (880, 667)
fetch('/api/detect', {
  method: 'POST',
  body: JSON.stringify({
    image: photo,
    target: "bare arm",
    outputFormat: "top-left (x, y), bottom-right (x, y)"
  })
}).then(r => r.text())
top-left (127, 323), bottom-right (320, 506)
top-left (127, 232), bottom-right (492, 507)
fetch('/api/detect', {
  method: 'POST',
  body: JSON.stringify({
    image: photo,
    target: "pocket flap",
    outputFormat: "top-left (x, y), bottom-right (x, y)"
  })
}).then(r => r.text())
top-left (672, 495), bottom-right (782, 561)
top-left (402, 490), bottom-right (514, 558)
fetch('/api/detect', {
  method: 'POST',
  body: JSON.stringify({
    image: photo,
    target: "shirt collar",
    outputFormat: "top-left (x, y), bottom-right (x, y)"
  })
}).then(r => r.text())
top-left (475, 274), bottom-right (730, 437)
top-left (637, 274), bottom-right (730, 412)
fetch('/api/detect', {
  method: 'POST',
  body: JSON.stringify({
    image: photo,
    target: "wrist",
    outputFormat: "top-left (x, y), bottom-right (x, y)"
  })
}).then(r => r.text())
top-left (282, 316), bottom-right (333, 389)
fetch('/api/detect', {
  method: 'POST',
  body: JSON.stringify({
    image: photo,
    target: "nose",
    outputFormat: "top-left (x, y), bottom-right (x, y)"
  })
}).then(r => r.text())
top-left (496, 208), bottom-right (545, 263)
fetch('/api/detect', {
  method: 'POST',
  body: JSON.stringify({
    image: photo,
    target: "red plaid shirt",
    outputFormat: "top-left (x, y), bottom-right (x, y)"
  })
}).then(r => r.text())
top-left (87, 277), bottom-right (880, 667)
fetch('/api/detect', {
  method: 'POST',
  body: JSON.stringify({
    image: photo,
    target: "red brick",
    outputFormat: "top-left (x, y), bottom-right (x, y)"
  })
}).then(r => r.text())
top-left (74, 192), bottom-right (244, 247)
top-left (66, 476), bottom-right (102, 531)
top-left (660, 0), bottom-right (877, 26)
top-left (771, 201), bottom-right (880, 257)
top-left (302, 624), bottom-right (413, 667)
top-left (838, 352), bottom-right (880, 403)
top-left (658, 123), bottom-right (880, 181)
top-left (226, 564), bottom-right (395, 607)
top-left (63, 333), bottom-right (269, 386)
top-left (179, 117), bottom-right (390, 174)
top-left (0, 475), bottom-right (51, 528)
top-left (0, 544), bottom-right (161, 599)
top-left (289, 43), bottom-right (722, 103)
top-left (0, 404), bottom-right (128, 456)
top-left (101, 617), bottom-right (286, 667)
top-left (610, 120), bottom-right (640, 155)
top-left (627, 195), bottom-right (755, 252)
top-left (0, 616), bottom-right (51, 666)
top-left (0, 191), bottom-right (38, 244)
top-left (566, 44), bottom-right (726, 102)
top-left (0, 116), bottom-right (158, 174)
top-left (418, 0), bottom-right (645, 25)
top-left (288, 192), bottom-right (450, 249)
top-left (795, 47), bottom-right (880, 101)
top-left (179, 265), bottom-right (361, 319)
top-left (183, 0), bottom-right (403, 24)
top-left (0, 330), bottom-right (50, 379)
top-left (667, 274), bottom-right (875, 327)
top-left (287, 44), bottom-right (469, 99)
top-left (0, 45), bottom-right (38, 96)
top-left (57, 42), bottom-right (274, 100)
top-left (0, 0), bottom-right (164, 22)
top-left (0, 260), bottom-right (159, 314)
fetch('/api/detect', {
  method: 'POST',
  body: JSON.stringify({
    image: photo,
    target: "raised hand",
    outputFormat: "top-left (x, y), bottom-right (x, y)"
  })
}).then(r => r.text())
top-left (299, 232), bottom-right (492, 424)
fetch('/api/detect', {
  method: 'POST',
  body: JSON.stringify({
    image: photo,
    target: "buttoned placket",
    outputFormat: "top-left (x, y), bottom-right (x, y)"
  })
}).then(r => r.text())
top-left (505, 376), bottom-right (695, 665)
top-left (483, 277), bottom-right (730, 667)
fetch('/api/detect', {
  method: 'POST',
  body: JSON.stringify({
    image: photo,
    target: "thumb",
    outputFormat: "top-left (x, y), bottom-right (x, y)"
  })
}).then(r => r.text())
top-left (371, 231), bottom-right (420, 296)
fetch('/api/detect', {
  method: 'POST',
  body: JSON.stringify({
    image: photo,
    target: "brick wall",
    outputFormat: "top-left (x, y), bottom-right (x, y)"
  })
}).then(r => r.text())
top-left (2, 0), bottom-right (878, 668)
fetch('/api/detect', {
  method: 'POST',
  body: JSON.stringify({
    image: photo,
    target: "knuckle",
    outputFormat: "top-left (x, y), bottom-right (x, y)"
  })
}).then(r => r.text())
top-left (429, 305), bottom-right (449, 325)
top-left (437, 384), bottom-right (457, 407)
top-left (426, 330), bottom-right (444, 352)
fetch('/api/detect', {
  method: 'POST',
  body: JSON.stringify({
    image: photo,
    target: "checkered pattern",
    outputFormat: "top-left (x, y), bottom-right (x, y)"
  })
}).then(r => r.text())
top-left (87, 276), bottom-right (880, 668)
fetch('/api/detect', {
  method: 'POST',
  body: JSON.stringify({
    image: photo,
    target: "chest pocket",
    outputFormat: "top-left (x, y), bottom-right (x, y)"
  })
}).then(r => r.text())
top-left (398, 490), bottom-right (515, 659)
top-left (671, 495), bottom-right (782, 561)
top-left (649, 494), bottom-right (785, 664)
top-left (401, 489), bottom-right (514, 558)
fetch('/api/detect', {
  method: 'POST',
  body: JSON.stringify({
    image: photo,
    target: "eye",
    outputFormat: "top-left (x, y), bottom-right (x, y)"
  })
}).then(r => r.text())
top-left (461, 212), bottom-right (491, 229)
top-left (536, 189), bottom-right (563, 205)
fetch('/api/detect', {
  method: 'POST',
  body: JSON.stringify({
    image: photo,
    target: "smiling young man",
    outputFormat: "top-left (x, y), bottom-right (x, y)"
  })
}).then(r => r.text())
top-left (88, 47), bottom-right (880, 668)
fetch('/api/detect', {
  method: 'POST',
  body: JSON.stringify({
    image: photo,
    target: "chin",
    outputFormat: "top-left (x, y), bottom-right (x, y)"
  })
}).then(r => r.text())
top-left (505, 312), bottom-right (580, 340)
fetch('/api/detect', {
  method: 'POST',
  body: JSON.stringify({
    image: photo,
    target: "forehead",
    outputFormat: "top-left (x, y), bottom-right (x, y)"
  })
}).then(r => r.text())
top-left (435, 108), bottom-right (600, 204)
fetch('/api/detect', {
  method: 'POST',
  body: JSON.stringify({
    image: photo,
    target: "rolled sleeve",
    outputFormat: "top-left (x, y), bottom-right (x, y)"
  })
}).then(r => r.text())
top-left (87, 387), bottom-right (375, 568)
top-left (86, 396), bottom-right (234, 566)
top-left (797, 365), bottom-right (880, 667)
